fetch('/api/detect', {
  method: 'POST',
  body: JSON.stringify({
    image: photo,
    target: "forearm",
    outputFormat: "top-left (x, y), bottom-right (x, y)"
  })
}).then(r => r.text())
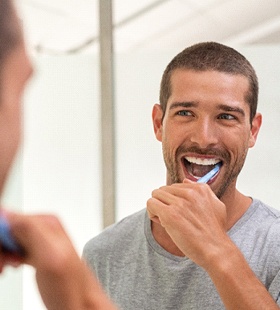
top-left (206, 242), bottom-right (279, 310)
top-left (36, 259), bottom-right (117, 310)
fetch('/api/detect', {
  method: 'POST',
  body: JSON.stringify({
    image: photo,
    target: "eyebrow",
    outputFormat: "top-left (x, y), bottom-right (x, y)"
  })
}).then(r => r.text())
top-left (217, 104), bottom-right (245, 117)
top-left (169, 101), bottom-right (197, 110)
top-left (169, 102), bottom-right (246, 117)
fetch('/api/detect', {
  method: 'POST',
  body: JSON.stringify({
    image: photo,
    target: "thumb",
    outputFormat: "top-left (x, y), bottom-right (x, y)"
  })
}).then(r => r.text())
top-left (183, 178), bottom-right (194, 184)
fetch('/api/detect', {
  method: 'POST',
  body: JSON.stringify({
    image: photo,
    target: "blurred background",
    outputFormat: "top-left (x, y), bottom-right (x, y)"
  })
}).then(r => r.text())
top-left (1, 1), bottom-right (280, 309)
top-left (16, 0), bottom-right (280, 53)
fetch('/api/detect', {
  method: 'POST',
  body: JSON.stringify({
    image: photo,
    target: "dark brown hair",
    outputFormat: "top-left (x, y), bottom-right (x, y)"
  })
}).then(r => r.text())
top-left (159, 42), bottom-right (258, 123)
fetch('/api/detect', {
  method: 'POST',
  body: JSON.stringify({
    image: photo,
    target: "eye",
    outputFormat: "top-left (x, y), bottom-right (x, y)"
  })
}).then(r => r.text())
top-left (177, 110), bottom-right (192, 116)
top-left (218, 113), bottom-right (236, 120)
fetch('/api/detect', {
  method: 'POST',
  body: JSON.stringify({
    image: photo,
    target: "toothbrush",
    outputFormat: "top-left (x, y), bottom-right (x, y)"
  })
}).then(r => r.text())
top-left (197, 162), bottom-right (221, 184)
top-left (0, 216), bottom-right (23, 255)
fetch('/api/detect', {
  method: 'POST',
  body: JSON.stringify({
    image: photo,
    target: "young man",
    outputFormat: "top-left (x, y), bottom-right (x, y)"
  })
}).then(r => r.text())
top-left (83, 43), bottom-right (280, 309)
top-left (0, 0), bottom-right (117, 309)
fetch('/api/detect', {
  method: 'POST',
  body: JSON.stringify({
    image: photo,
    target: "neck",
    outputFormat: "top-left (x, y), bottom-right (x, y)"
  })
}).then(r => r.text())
top-left (151, 221), bottom-right (185, 257)
top-left (220, 189), bottom-right (252, 231)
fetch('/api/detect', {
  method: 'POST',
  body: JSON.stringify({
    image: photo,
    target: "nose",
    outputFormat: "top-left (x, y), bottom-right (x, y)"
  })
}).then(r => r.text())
top-left (189, 118), bottom-right (219, 149)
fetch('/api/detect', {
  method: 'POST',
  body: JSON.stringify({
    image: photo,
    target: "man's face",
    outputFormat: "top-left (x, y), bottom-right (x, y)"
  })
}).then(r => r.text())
top-left (0, 41), bottom-right (32, 194)
top-left (152, 69), bottom-right (261, 199)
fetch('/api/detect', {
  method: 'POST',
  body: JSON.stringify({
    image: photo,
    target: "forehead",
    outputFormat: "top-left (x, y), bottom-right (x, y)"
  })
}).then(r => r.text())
top-left (168, 69), bottom-right (250, 109)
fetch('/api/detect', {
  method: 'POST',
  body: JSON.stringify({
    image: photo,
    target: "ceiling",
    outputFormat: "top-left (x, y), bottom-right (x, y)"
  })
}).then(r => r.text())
top-left (15, 0), bottom-right (280, 55)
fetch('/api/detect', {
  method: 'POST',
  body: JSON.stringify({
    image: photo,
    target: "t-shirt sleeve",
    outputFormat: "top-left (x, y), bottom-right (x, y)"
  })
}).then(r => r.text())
top-left (268, 269), bottom-right (280, 305)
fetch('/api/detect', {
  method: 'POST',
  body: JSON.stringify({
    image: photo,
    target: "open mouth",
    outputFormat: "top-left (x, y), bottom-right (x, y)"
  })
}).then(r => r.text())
top-left (183, 156), bottom-right (222, 181)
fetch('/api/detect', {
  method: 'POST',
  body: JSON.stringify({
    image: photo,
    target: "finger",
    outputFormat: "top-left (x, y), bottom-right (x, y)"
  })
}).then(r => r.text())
top-left (152, 185), bottom-right (197, 207)
top-left (5, 214), bottom-right (63, 264)
top-left (159, 183), bottom-right (191, 190)
top-left (183, 178), bottom-right (193, 184)
top-left (151, 188), bottom-right (179, 205)
top-left (0, 245), bottom-right (23, 271)
top-left (146, 197), bottom-right (168, 224)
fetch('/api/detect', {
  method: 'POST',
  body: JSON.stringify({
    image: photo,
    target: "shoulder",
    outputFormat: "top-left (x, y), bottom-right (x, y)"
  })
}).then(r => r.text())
top-left (83, 209), bottom-right (146, 258)
top-left (230, 199), bottom-right (280, 256)
top-left (251, 199), bottom-right (280, 252)
top-left (231, 199), bottom-right (280, 287)
top-left (251, 199), bottom-right (280, 226)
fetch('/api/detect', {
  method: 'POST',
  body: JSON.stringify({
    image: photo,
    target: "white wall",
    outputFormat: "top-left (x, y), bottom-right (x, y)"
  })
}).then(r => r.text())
top-left (237, 46), bottom-right (280, 204)
top-left (0, 46), bottom-right (280, 309)
top-left (22, 55), bottom-right (102, 309)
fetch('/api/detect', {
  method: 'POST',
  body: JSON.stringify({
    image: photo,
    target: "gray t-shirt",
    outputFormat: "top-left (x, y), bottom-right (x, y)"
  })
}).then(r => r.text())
top-left (83, 199), bottom-right (280, 309)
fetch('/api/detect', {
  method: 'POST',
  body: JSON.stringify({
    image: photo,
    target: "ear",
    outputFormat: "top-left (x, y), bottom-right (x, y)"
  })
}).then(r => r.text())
top-left (152, 104), bottom-right (163, 142)
top-left (248, 112), bottom-right (262, 148)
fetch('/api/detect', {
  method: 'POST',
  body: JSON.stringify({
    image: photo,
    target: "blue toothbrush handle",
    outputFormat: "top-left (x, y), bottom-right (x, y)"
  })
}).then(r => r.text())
top-left (0, 217), bottom-right (24, 255)
top-left (197, 163), bottom-right (221, 184)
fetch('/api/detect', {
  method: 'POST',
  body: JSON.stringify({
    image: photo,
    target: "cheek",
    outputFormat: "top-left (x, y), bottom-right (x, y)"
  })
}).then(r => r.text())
top-left (162, 119), bottom-right (187, 140)
top-left (0, 106), bottom-right (21, 150)
top-left (228, 136), bottom-right (250, 165)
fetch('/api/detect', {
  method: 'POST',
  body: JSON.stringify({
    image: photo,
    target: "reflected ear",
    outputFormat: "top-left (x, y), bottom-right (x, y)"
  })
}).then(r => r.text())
top-left (249, 113), bottom-right (262, 148)
top-left (152, 104), bottom-right (163, 142)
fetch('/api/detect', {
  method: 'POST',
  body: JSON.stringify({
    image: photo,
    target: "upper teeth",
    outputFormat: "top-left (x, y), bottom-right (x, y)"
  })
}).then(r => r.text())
top-left (185, 157), bottom-right (220, 165)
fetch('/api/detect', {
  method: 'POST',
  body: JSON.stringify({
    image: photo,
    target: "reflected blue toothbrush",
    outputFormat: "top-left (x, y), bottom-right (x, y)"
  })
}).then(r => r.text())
top-left (0, 216), bottom-right (23, 255)
top-left (197, 162), bottom-right (221, 184)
